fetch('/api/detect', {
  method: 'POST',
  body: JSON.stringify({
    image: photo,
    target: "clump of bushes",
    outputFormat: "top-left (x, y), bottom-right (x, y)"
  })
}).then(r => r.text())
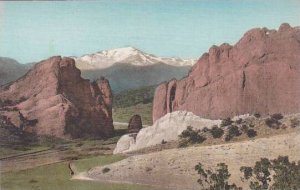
top-left (246, 129), bottom-right (257, 138)
top-left (221, 117), bottom-right (233, 127)
top-left (195, 156), bottom-right (300, 190)
top-left (290, 118), bottom-right (300, 128)
top-left (253, 113), bottom-right (261, 118)
top-left (210, 125), bottom-right (224, 138)
top-left (265, 113), bottom-right (284, 129)
top-left (235, 118), bottom-right (243, 124)
top-left (271, 113), bottom-right (283, 120)
top-left (202, 127), bottom-right (210, 132)
top-left (241, 124), bottom-right (249, 133)
top-left (224, 125), bottom-right (241, 141)
top-left (195, 162), bottom-right (241, 190)
top-left (240, 156), bottom-right (300, 190)
top-left (178, 126), bottom-right (206, 147)
top-left (102, 167), bottom-right (111, 173)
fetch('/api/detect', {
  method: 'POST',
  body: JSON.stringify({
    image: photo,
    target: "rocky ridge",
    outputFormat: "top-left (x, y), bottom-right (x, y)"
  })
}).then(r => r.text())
top-left (0, 56), bottom-right (114, 138)
top-left (153, 23), bottom-right (300, 122)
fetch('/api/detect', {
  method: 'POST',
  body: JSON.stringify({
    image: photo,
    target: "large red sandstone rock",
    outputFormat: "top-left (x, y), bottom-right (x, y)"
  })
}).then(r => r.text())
top-left (0, 56), bottom-right (114, 138)
top-left (153, 23), bottom-right (300, 122)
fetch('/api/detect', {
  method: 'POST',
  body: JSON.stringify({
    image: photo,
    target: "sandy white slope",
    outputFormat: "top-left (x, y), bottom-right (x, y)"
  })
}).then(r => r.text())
top-left (113, 111), bottom-right (222, 154)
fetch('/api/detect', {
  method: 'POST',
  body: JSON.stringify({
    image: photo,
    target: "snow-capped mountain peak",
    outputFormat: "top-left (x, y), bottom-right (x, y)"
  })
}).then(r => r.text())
top-left (74, 47), bottom-right (196, 70)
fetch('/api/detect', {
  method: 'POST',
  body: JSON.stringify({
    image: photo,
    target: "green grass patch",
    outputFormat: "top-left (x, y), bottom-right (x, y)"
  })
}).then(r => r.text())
top-left (74, 155), bottom-right (125, 172)
top-left (1, 155), bottom-right (158, 190)
top-left (113, 103), bottom-right (153, 125)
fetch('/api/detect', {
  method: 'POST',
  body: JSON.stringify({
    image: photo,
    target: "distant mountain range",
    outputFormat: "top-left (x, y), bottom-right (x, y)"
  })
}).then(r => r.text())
top-left (0, 57), bottom-right (31, 86)
top-left (73, 47), bottom-right (195, 70)
top-left (1, 47), bottom-right (196, 92)
top-left (74, 47), bottom-right (196, 92)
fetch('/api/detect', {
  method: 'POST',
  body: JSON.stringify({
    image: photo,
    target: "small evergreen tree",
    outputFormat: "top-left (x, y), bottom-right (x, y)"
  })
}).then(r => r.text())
top-left (210, 126), bottom-right (224, 138)
top-left (195, 162), bottom-right (241, 190)
top-left (240, 156), bottom-right (300, 190)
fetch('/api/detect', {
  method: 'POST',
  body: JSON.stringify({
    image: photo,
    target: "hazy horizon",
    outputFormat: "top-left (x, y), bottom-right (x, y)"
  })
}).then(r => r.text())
top-left (0, 0), bottom-right (300, 63)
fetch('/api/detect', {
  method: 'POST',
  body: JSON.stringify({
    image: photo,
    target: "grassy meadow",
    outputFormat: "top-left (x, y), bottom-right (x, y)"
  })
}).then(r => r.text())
top-left (1, 155), bottom-right (160, 190)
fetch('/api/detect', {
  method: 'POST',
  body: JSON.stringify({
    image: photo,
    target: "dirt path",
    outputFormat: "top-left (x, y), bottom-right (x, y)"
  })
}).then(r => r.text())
top-left (77, 132), bottom-right (300, 190)
top-left (0, 149), bottom-right (65, 173)
top-left (113, 121), bottom-right (150, 128)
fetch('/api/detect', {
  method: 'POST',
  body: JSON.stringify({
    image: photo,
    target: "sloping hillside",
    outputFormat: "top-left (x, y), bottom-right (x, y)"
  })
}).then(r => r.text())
top-left (0, 57), bottom-right (30, 86)
top-left (76, 130), bottom-right (300, 190)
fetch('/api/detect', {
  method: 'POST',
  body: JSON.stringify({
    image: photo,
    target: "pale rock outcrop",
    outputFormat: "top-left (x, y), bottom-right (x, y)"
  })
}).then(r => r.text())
top-left (113, 111), bottom-right (221, 154)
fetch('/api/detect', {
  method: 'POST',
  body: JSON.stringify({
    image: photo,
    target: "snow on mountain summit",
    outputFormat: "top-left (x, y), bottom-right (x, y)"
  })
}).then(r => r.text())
top-left (74, 47), bottom-right (196, 70)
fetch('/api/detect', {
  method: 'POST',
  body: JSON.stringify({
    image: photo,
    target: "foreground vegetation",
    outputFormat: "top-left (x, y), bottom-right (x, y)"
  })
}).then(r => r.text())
top-left (178, 113), bottom-right (300, 148)
top-left (1, 155), bottom-right (159, 190)
top-left (195, 156), bottom-right (300, 190)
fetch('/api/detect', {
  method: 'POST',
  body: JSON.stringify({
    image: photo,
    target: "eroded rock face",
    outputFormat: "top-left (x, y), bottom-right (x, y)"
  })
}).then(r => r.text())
top-left (153, 24), bottom-right (300, 122)
top-left (128, 115), bottom-right (143, 133)
top-left (0, 56), bottom-right (114, 138)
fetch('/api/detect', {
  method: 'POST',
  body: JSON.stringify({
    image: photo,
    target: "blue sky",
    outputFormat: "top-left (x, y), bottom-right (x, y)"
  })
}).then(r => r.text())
top-left (0, 0), bottom-right (299, 63)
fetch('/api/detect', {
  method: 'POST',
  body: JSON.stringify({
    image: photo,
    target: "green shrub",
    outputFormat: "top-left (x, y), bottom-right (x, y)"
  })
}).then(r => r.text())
top-left (246, 129), bottom-right (257, 138)
top-left (271, 113), bottom-right (283, 120)
top-left (228, 125), bottom-right (241, 137)
top-left (224, 125), bottom-right (241, 142)
top-left (178, 126), bottom-right (206, 147)
top-left (265, 118), bottom-right (281, 129)
top-left (210, 126), bottom-right (224, 138)
top-left (253, 113), bottom-right (261, 118)
top-left (290, 118), bottom-right (300, 128)
top-left (29, 179), bottom-right (38, 183)
top-left (224, 135), bottom-right (231, 142)
top-left (241, 124), bottom-right (249, 133)
top-left (235, 118), bottom-right (243, 124)
top-left (195, 162), bottom-right (241, 190)
top-left (221, 117), bottom-right (233, 127)
top-left (102, 167), bottom-right (110, 173)
top-left (178, 139), bottom-right (189, 148)
top-left (241, 156), bottom-right (300, 190)
top-left (202, 127), bottom-right (210, 132)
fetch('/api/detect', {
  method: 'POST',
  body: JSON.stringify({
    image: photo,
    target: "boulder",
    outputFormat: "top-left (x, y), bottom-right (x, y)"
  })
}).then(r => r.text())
top-left (0, 56), bottom-right (114, 138)
top-left (128, 115), bottom-right (143, 133)
top-left (153, 23), bottom-right (300, 122)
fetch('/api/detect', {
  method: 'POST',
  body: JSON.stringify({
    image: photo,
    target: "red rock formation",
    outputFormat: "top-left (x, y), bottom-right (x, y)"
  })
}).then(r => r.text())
top-left (153, 23), bottom-right (300, 122)
top-left (0, 56), bottom-right (114, 138)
